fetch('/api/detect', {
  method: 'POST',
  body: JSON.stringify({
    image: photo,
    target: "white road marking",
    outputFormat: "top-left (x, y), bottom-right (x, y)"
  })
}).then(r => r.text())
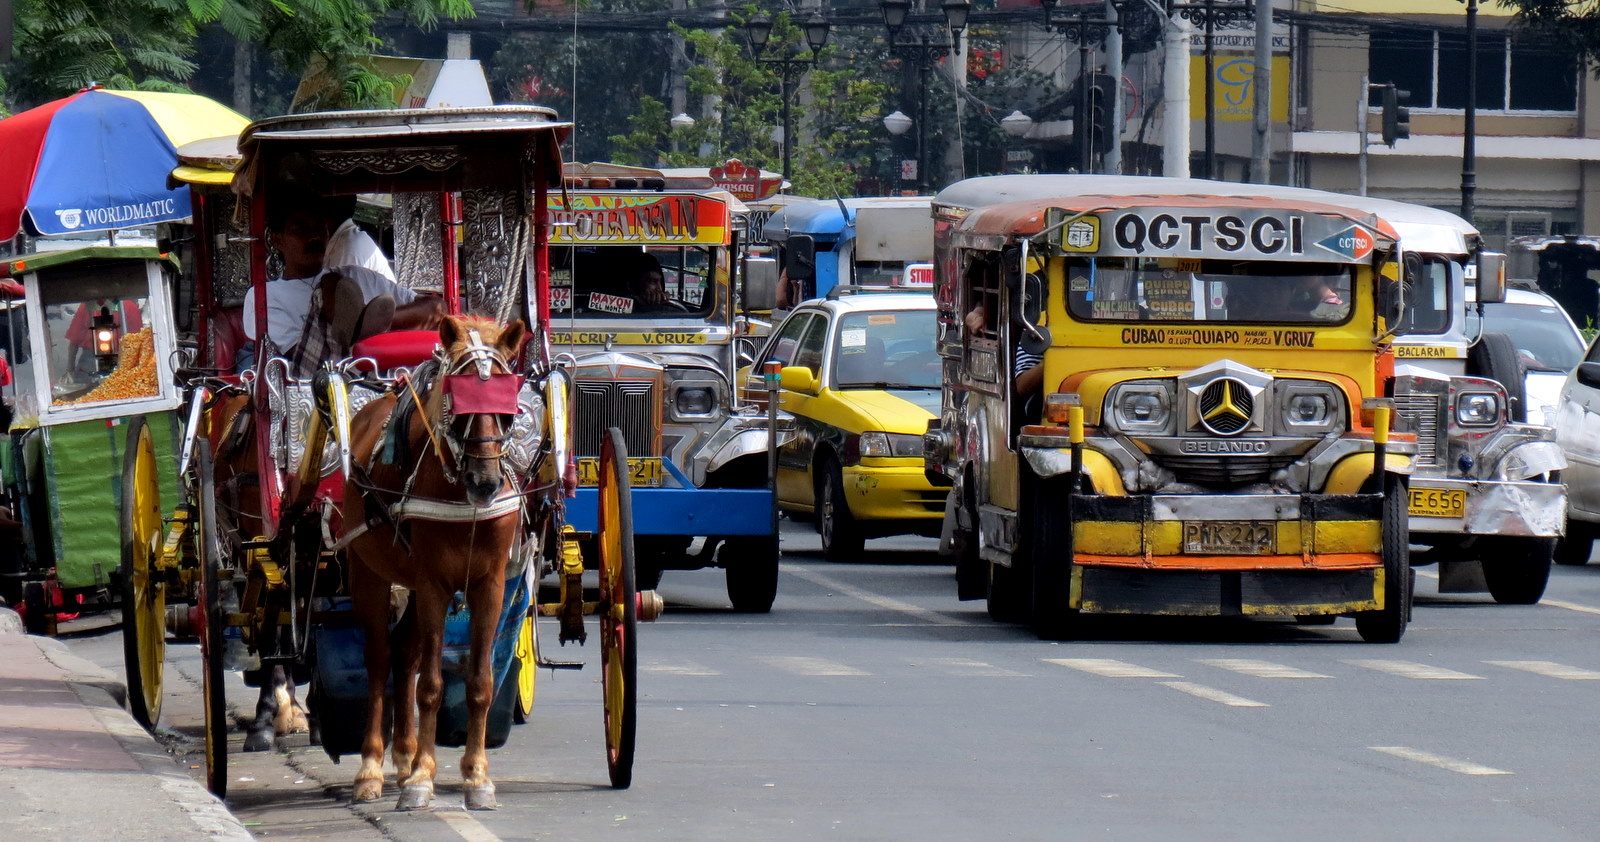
top-left (1540, 599), bottom-right (1600, 617)
top-left (1370, 746), bottom-right (1511, 776)
top-left (785, 566), bottom-right (974, 625)
top-left (1345, 659), bottom-right (1484, 680)
top-left (1045, 658), bottom-right (1181, 678)
top-left (1483, 660), bottom-right (1600, 680)
top-left (1159, 681), bottom-right (1269, 707)
top-left (1196, 658), bottom-right (1332, 679)
top-left (643, 660), bottom-right (723, 676)
top-left (919, 657), bottom-right (1029, 677)
top-left (764, 656), bottom-right (870, 676)
top-left (437, 810), bottom-right (505, 842)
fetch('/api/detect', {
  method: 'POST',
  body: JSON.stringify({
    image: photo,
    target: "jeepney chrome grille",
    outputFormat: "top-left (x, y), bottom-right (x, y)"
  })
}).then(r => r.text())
top-left (1392, 393), bottom-right (1442, 468)
top-left (1158, 454), bottom-right (1298, 486)
top-left (575, 379), bottom-right (660, 457)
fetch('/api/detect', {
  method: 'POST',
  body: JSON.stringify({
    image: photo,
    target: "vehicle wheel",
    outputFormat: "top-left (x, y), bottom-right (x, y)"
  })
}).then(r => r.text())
top-left (1028, 472), bottom-right (1080, 641)
top-left (817, 458), bottom-right (865, 562)
top-left (1555, 520), bottom-right (1596, 566)
top-left (1480, 536), bottom-right (1554, 605)
top-left (635, 560), bottom-right (664, 592)
top-left (20, 581), bottom-right (48, 635)
top-left (1467, 332), bottom-right (1526, 423)
top-left (724, 534), bottom-right (779, 613)
top-left (1356, 477), bottom-right (1412, 643)
top-left (512, 614), bottom-right (536, 725)
top-left (194, 440), bottom-right (229, 797)
top-left (987, 558), bottom-right (1032, 624)
top-left (120, 416), bottom-right (166, 727)
top-left (597, 428), bottom-right (638, 789)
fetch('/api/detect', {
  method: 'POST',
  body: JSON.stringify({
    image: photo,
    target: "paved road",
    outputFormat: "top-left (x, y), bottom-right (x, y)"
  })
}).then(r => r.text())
top-left (69, 521), bottom-right (1600, 841)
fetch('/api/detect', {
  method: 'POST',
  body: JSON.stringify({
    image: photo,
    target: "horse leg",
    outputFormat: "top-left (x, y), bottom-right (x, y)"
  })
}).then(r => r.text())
top-left (461, 573), bottom-right (504, 810)
top-left (350, 559), bottom-right (391, 803)
top-left (273, 679), bottom-right (310, 736)
top-left (390, 598), bottom-right (421, 784)
top-left (243, 666), bottom-right (287, 752)
top-left (397, 586), bottom-right (447, 812)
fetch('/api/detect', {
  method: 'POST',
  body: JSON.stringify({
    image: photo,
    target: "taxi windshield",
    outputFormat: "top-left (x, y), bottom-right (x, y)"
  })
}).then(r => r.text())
top-left (1067, 257), bottom-right (1354, 325)
top-left (550, 244), bottom-right (715, 319)
top-left (832, 308), bottom-right (939, 389)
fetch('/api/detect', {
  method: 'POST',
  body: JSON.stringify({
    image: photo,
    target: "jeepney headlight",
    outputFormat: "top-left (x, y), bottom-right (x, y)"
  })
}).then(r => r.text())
top-left (1277, 382), bottom-right (1343, 434)
top-left (1108, 382), bottom-right (1175, 434)
top-left (860, 431), bottom-right (924, 458)
top-left (669, 381), bottom-right (720, 421)
top-left (1456, 391), bottom-right (1500, 426)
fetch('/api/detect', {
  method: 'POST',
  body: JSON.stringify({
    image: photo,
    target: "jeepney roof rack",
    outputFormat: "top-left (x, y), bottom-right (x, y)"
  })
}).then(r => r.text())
top-left (826, 284), bottom-right (914, 299)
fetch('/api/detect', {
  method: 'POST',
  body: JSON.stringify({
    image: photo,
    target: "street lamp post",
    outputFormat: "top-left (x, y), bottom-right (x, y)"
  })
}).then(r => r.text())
top-left (1001, 109), bottom-right (1034, 172)
top-left (745, 12), bottom-right (831, 184)
top-left (1167, 0), bottom-right (1253, 179)
top-left (879, 0), bottom-right (971, 194)
top-left (1460, 0), bottom-right (1478, 221)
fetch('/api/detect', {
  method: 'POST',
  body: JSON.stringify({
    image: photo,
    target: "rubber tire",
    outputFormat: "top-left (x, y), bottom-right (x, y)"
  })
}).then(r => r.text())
top-left (20, 581), bottom-right (47, 635)
top-left (1467, 332), bottom-right (1527, 423)
top-left (120, 416), bottom-right (166, 727)
top-left (1356, 478), bottom-right (1412, 643)
top-left (1480, 536), bottom-right (1555, 605)
top-left (194, 440), bottom-right (229, 797)
top-left (597, 429), bottom-right (638, 789)
top-left (818, 458), bottom-right (865, 562)
top-left (1555, 520), bottom-right (1597, 566)
top-left (724, 534), bottom-right (780, 614)
top-left (1028, 472), bottom-right (1080, 641)
top-left (635, 560), bottom-right (664, 592)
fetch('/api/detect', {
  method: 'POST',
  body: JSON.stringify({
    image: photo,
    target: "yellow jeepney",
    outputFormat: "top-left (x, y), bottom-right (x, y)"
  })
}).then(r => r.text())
top-left (925, 175), bottom-right (1418, 642)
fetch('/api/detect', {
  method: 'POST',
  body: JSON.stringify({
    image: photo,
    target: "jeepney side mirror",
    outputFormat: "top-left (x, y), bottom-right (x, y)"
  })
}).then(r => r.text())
top-left (1010, 270), bottom-right (1052, 355)
top-left (786, 235), bottom-right (816, 282)
top-left (1477, 250), bottom-right (1508, 304)
top-left (744, 257), bottom-right (780, 311)
top-left (779, 365), bottom-right (817, 395)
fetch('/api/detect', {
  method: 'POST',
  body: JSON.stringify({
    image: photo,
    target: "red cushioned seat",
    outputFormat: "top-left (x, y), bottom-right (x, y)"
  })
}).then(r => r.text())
top-left (351, 330), bottom-right (440, 371)
top-left (212, 306), bottom-right (246, 370)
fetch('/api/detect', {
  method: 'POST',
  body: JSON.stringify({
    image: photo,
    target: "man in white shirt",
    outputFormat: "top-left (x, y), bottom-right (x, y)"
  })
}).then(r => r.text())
top-left (242, 196), bottom-right (441, 373)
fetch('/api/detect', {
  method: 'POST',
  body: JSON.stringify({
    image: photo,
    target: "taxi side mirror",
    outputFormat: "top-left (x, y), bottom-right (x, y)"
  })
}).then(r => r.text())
top-left (1477, 250), bottom-right (1507, 304)
top-left (779, 365), bottom-right (817, 395)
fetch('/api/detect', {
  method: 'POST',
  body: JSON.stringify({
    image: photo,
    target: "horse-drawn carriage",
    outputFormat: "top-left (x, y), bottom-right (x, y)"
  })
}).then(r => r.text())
top-left (119, 105), bottom-right (654, 808)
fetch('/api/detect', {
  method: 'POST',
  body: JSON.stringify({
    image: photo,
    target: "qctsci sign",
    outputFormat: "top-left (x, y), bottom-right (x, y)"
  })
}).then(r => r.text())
top-left (1047, 207), bottom-right (1382, 264)
top-left (551, 193), bottom-right (730, 246)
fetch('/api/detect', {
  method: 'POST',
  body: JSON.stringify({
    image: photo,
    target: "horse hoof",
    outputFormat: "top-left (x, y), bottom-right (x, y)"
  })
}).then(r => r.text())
top-left (351, 780), bottom-right (384, 803)
top-left (242, 728), bottom-right (275, 752)
top-left (464, 782), bottom-right (498, 811)
top-left (396, 784), bottom-right (434, 812)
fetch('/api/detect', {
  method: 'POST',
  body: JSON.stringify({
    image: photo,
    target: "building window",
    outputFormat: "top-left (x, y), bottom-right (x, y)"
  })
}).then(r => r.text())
top-left (1369, 28), bottom-right (1577, 113)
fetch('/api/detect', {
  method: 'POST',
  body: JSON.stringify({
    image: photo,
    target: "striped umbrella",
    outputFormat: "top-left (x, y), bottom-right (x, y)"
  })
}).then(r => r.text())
top-left (0, 87), bottom-right (249, 241)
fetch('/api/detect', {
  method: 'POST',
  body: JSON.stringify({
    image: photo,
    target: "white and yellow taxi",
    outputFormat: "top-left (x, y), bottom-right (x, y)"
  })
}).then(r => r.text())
top-left (743, 290), bottom-right (945, 559)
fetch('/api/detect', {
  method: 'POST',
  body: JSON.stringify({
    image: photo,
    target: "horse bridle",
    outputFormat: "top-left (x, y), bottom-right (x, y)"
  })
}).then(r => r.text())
top-left (434, 328), bottom-right (518, 479)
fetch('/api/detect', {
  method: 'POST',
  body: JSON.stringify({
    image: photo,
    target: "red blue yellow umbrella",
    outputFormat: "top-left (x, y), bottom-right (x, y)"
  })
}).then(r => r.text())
top-left (0, 87), bottom-right (250, 241)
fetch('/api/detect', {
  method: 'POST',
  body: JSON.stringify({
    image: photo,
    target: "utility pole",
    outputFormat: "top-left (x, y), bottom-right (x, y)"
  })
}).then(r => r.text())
top-left (1162, 12), bottom-right (1192, 178)
top-left (1461, 0), bottom-right (1478, 221)
top-left (1104, 0), bottom-right (1124, 174)
top-left (1249, 0), bottom-right (1272, 183)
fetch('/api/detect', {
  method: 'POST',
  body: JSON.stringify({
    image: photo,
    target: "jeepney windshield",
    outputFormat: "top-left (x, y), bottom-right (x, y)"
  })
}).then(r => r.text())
top-left (550, 244), bottom-right (716, 319)
top-left (833, 309), bottom-right (940, 389)
top-left (1066, 257), bottom-right (1354, 325)
top-left (1396, 255), bottom-right (1453, 335)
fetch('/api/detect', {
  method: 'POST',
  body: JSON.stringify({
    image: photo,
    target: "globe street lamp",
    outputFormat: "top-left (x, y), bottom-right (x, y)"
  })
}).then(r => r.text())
top-left (879, 0), bottom-right (972, 193)
top-left (1001, 109), bottom-right (1034, 172)
top-left (745, 12), bottom-right (831, 184)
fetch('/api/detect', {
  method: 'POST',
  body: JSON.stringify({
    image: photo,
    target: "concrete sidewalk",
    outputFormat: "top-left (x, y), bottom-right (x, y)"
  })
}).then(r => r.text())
top-left (0, 607), bottom-right (253, 841)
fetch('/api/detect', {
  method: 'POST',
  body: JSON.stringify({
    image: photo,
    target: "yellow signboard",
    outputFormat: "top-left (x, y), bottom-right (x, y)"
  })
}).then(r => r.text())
top-left (1189, 55), bottom-right (1290, 123)
top-left (550, 331), bottom-right (711, 346)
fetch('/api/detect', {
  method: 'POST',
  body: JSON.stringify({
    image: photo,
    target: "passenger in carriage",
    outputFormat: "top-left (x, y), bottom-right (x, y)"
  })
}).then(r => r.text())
top-left (239, 194), bottom-right (443, 374)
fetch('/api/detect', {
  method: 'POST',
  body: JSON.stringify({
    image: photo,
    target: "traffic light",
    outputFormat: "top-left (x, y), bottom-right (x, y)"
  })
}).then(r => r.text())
top-left (1085, 73), bottom-right (1117, 156)
top-left (1381, 83), bottom-right (1411, 147)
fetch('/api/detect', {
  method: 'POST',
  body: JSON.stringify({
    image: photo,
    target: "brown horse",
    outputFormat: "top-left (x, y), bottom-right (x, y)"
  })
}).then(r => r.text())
top-left (342, 315), bottom-right (527, 811)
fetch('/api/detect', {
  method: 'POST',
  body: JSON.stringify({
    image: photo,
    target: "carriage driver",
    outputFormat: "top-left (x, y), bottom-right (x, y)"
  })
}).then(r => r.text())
top-left (241, 194), bottom-right (444, 375)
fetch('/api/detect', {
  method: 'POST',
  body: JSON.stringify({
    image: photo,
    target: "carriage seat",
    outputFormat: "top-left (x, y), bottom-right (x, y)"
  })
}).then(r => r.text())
top-left (351, 330), bottom-right (441, 372)
top-left (212, 306), bottom-right (247, 371)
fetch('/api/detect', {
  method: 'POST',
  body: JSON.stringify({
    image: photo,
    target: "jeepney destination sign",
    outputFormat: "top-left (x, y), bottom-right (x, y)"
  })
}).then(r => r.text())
top-left (1048, 207), bottom-right (1379, 264)
top-left (551, 193), bottom-right (731, 246)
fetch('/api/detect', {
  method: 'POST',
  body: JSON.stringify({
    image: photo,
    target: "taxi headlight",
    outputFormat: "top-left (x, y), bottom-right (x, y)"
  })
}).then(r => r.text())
top-left (1455, 391), bottom-right (1500, 426)
top-left (1109, 382), bottom-right (1174, 434)
top-left (860, 431), bottom-right (924, 458)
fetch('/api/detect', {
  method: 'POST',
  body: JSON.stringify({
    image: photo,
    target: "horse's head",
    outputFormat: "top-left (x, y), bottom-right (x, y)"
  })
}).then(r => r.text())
top-left (433, 315), bottom-right (527, 507)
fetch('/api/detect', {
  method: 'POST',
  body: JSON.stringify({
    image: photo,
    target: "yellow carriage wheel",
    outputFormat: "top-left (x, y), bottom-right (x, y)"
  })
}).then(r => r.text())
top-left (194, 439), bottom-right (230, 797)
top-left (597, 427), bottom-right (638, 789)
top-left (512, 614), bottom-right (537, 724)
top-left (119, 416), bottom-right (166, 728)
